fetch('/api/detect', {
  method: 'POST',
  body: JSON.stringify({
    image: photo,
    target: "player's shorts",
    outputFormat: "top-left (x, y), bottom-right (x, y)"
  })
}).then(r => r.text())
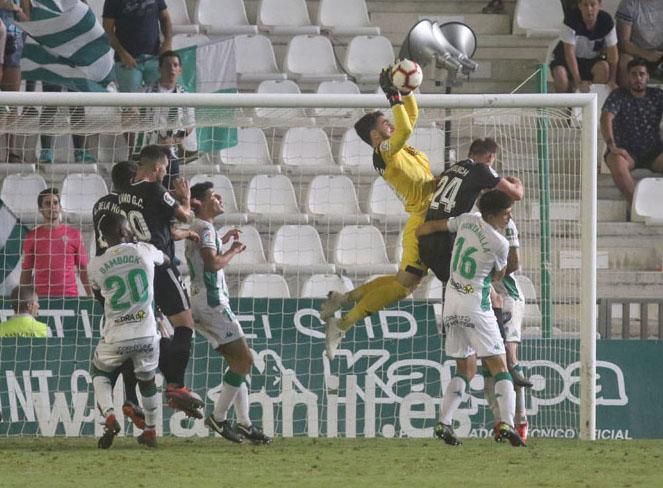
top-left (419, 231), bottom-right (453, 282)
top-left (154, 261), bottom-right (191, 316)
top-left (443, 291), bottom-right (506, 359)
top-left (503, 298), bottom-right (524, 343)
top-left (400, 212), bottom-right (428, 277)
top-left (190, 293), bottom-right (244, 349)
top-left (93, 335), bottom-right (160, 381)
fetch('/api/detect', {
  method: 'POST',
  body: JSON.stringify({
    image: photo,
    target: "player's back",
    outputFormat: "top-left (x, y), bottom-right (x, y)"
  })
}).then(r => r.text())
top-left (446, 213), bottom-right (508, 311)
top-left (92, 192), bottom-right (122, 256)
top-left (426, 159), bottom-right (501, 221)
top-left (118, 179), bottom-right (177, 258)
top-left (185, 218), bottom-right (230, 308)
top-left (88, 242), bottom-right (164, 343)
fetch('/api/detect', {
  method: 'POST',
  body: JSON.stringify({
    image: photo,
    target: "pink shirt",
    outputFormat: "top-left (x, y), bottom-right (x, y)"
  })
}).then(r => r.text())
top-left (22, 224), bottom-right (88, 297)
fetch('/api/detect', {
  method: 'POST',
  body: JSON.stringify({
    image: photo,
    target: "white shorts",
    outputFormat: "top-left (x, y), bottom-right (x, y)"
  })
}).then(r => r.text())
top-left (503, 298), bottom-right (524, 343)
top-left (443, 298), bottom-right (506, 359)
top-left (93, 335), bottom-right (160, 381)
top-left (191, 294), bottom-right (244, 349)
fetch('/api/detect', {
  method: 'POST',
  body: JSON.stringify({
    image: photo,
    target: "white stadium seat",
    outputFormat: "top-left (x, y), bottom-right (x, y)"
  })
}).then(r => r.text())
top-left (300, 273), bottom-right (354, 298)
top-left (338, 127), bottom-right (375, 175)
top-left (239, 273), bottom-right (291, 297)
top-left (516, 274), bottom-right (542, 328)
top-left (317, 0), bottom-right (380, 37)
top-left (165, 0), bottom-right (199, 34)
top-left (60, 173), bottom-right (108, 224)
top-left (218, 224), bottom-right (275, 274)
top-left (333, 225), bottom-right (399, 276)
top-left (312, 80), bottom-right (361, 118)
top-left (255, 80), bottom-right (313, 123)
top-left (305, 175), bottom-right (370, 227)
top-left (367, 177), bottom-right (408, 226)
top-left (244, 174), bottom-right (308, 226)
top-left (279, 127), bottom-right (342, 175)
top-left (344, 35), bottom-right (394, 84)
top-left (513, 0), bottom-right (563, 38)
top-left (218, 127), bottom-right (279, 177)
top-left (234, 34), bottom-right (287, 86)
top-left (171, 34), bottom-right (210, 50)
top-left (196, 0), bottom-right (258, 36)
top-left (0, 173), bottom-right (47, 224)
top-left (271, 224), bottom-right (335, 274)
top-left (257, 0), bottom-right (320, 36)
top-left (409, 127), bottom-right (446, 175)
top-left (284, 35), bottom-right (347, 85)
top-left (632, 178), bottom-right (663, 224)
top-left (188, 174), bottom-right (248, 225)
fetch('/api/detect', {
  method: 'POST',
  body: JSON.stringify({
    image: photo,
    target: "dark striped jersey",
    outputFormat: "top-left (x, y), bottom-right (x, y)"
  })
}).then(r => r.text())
top-left (425, 159), bottom-right (502, 221)
top-left (118, 179), bottom-right (179, 259)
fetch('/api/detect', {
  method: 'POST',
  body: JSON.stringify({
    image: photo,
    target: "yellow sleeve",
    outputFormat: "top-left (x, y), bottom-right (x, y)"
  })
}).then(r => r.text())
top-left (402, 92), bottom-right (418, 128)
top-left (382, 100), bottom-right (414, 157)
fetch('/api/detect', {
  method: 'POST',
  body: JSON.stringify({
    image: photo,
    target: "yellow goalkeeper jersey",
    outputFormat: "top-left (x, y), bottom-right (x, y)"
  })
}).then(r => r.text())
top-left (373, 94), bottom-right (436, 214)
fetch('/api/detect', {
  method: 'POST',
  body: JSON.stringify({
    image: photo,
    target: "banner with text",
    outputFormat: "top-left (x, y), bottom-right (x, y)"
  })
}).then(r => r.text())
top-left (0, 298), bottom-right (656, 439)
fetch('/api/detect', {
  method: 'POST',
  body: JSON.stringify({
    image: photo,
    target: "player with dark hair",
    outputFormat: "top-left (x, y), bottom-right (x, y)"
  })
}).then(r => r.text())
top-left (320, 65), bottom-right (437, 360)
top-left (186, 182), bottom-right (271, 444)
top-left (118, 144), bottom-right (202, 416)
top-left (88, 213), bottom-right (169, 448)
top-left (416, 189), bottom-right (526, 448)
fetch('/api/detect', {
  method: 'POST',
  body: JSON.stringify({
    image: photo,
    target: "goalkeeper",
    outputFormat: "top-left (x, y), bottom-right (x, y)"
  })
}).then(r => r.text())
top-left (320, 64), bottom-right (437, 360)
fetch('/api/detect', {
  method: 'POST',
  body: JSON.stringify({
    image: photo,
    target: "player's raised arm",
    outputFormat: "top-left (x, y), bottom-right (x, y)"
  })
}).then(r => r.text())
top-left (378, 67), bottom-right (414, 155)
top-left (495, 175), bottom-right (524, 201)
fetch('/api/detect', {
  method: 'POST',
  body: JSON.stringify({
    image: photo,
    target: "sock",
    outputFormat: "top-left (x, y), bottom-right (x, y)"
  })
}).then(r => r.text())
top-left (515, 385), bottom-right (527, 425)
top-left (347, 275), bottom-right (394, 303)
top-left (138, 381), bottom-right (159, 428)
top-left (213, 370), bottom-right (244, 422)
top-left (119, 360), bottom-right (139, 405)
top-left (482, 367), bottom-right (499, 422)
top-left (233, 381), bottom-right (251, 427)
top-left (493, 307), bottom-right (506, 342)
top-left (158, 337), bottom-right (172, 384)
top-left (439, 375), bottom-right (467, 426)
top-left (93, 375), bottom-right (114, 416)
top-left (494, 371), bottom-right (516, 427)
top-left (168, 327), bottom-right (193, 387)
top-left (340, 276), bottom-right (409, 331)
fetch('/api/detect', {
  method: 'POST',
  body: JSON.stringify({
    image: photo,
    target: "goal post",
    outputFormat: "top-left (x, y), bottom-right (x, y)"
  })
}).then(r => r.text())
top-left (0, 91), bottom-right (597, 440)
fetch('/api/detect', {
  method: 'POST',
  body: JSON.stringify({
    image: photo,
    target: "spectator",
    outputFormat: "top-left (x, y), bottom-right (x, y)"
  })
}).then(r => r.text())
top-left (615, 0), bottom-right (663, 86)
top-left (142, 50), bottom-right (194, 190)
top-left (601, 58), bottom-right (663, 205)
top-left (0, 285), bottom-right (48, 337)
top-left (102, 0), bottom-right (173, 93)
top-left (19, 188), bottom-right (92, 297)
top-left (1, 0), bottom-right (27, 163)
top-left (550, 0), bottom-right (619, 93)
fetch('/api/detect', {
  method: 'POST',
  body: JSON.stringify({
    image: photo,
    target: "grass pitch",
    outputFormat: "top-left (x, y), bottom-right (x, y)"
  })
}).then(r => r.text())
top-left (1, 437), bottom-right (661, 488)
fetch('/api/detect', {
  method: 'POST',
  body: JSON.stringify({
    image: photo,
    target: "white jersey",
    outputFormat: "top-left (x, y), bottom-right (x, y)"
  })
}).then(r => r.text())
top-left (445, 213), bottom-right (509, 312)
top-left (185, 218), bottom-right (230, 308)
top-left (493, 219), bottom-right (523, 302)
top-left (88, 242), bottom-right (165, 343)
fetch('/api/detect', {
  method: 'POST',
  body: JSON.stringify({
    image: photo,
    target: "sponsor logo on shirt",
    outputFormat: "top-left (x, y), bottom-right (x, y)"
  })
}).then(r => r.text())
top-left (115, 309), bottom-right (146, 325)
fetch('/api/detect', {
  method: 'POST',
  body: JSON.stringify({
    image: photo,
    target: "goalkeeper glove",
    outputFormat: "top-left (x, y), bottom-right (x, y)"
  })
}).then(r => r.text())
top-left (379, 67), bottom-right (402, 106)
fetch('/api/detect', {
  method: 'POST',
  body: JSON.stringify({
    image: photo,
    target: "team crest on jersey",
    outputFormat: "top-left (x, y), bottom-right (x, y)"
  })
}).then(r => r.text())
top-left (379, 140), bottom-right (390, 153)
top-left (163, 192), bottom-right (176, 206)
top-left (404, 144), bottom-right (418, 156)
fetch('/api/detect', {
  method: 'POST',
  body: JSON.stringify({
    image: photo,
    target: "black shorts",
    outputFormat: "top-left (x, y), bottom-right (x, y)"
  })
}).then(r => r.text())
top-left (549, 54), bottom-right (606, 81)
top-left (418, 231), bottom-right (454, 283)
top-left (604, 142), bottom-right (663, 170)
top-left (154, 261), bottom-right (191, 317)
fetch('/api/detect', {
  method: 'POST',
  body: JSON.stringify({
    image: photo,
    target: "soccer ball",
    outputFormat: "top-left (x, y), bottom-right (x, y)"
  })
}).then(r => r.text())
top-left (391, 59), bottom-right (423, 92)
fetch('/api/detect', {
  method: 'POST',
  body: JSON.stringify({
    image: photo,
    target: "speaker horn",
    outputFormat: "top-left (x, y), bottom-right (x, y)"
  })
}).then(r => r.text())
top-left (399, 19), bottom-right (478, 74)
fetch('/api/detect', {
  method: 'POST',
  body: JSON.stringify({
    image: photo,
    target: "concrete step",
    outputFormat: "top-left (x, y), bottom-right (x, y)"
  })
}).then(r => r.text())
top-left (371, 12), bottom-right (512, 38)
top-left (368, 0), bottom-right (516, 15)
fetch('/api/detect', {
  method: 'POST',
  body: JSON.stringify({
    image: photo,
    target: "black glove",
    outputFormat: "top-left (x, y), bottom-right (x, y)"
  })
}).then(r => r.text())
top-left (379, 67), bottom-right (402, 106)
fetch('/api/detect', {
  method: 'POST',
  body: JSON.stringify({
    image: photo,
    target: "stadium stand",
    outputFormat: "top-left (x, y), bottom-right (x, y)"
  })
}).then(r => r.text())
top-left (512, 0), bottom-right (563, 38)
top-left (284, 35), bottom-right (347, 85)
top-left (257, 0), bottom-right (320, 36)
top-left (218, 224), bottom-right (276, 274)
top-left (344, 35), bottom-right (394, 85)
top-left (60, 173), bottom-right (108, 225)
top-left (1, 173), bottom-right (47, 224)
top-left (271, 224), bottom-right (335, 274)
top-left (218, 127), bottom-right (280, 177)
top-left (189, 174), bottom-right (248, 225)
top-left (631, 178), bottom-right (663, 225)
top-left (333, 224), bottom-right (398, 277)
top-left (300, 273), bottom-right (354, 298)
top-left (305, 175), bottom-right (370, 228)
top-left (239, 273), bottom-right (291, 298)
top-left (196, 0), bottom-right (258, 36)
top-left (234, 34), bottom-right (287, 87)
top-left (165, 0), bottom-right (200, 34)
top-left (279, 127), bottom-right (342, 176)
top-left (244, 174), bottom-right (308, 226)
top-left (316, 0), bottom-right (381, 37)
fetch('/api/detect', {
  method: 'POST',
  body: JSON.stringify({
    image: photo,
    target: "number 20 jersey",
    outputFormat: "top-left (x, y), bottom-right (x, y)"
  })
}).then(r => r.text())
top-left (426, 159), bottom-right (501, 221)
top-left (88, 242), bottom-right (166, 343)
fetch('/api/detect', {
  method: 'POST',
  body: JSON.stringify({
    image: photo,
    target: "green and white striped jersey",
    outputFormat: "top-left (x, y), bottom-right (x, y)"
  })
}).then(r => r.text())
top-left (185, 218), bottom-right (230, 308)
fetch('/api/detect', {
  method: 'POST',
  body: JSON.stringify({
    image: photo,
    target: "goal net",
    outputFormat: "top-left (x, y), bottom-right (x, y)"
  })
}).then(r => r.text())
top-left (0, 92), bottom-right (597, 440)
